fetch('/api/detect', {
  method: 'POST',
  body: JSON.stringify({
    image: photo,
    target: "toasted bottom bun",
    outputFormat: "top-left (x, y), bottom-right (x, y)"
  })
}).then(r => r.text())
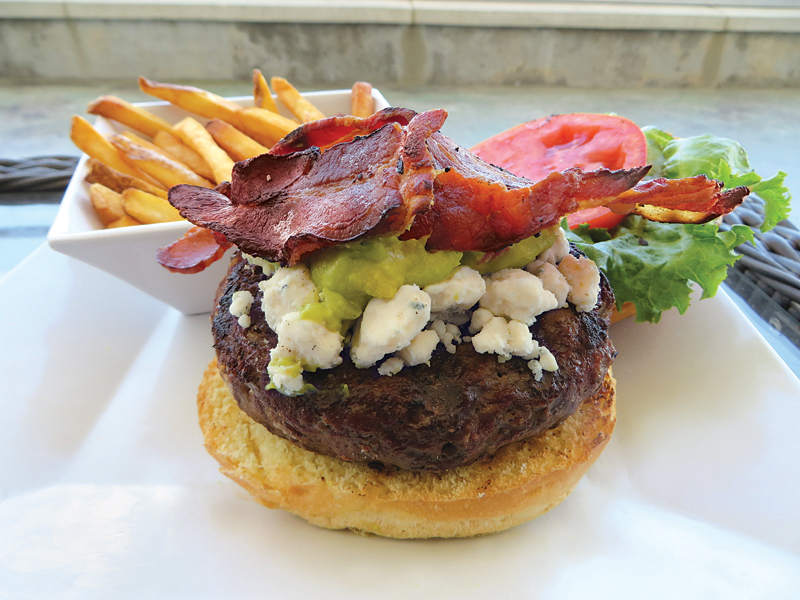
top-left (198, 358), bottom-right (616, 539)
top-left (610, 301), bottom-right (636, 324)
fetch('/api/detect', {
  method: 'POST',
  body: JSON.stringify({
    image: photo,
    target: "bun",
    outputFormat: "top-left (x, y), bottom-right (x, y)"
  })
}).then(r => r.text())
top-left (611, 301), bottom-right (636, 323)
top-left (198, 359), bottom-right (616, 539)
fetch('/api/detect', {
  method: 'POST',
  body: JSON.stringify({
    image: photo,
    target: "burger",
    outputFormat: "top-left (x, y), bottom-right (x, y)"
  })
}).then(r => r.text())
top-left (159, 107), bottom-right (752, 538)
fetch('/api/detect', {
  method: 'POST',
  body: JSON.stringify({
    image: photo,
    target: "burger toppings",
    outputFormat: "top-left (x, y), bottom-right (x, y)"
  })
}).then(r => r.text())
top-left (429, 319), bottom-right (462, 353)
top-left (608, 174), bottom-right (749, 223)
top-left (643, 126), bottom-right (790, 232)
top-left (529, 263), bottom-right (570, 307)
top-left (479, 269), bottom-right (560, 325)
top-left (228, 290), bottom-right (254, 328)
top-left (474, 319), bottom-right (559, 382)
top-left (409, 137), bottom-right (651, 252)
top-left (473, 114), bottom-right (791, 324)
top-left (557, 253), bottom-right (602, 313)
top-left (257, 265), bottom-right (318, 331)
top-left (226, 226), bottom-right (603, 395)
top-left (350, 284), bottom-right (431, 369)
top-left (168, 109), bottom-right (446, 265)
top-left (470, 314), bottom-right (559, 378)
top-left (270, 106), bottom-right (418, 155)
top-left (377, 357), bottom-right (405, 376)
top-left (156, 225), bottom-right (232, 274)
top-left (398, 328), bottom-right (440, 366)
top-left (468, 113), bottom-right (649, 183)
top-left (424, 265), bottom-right (486, 313)
top-left (163, 109), bottom-right (748, 277)
top-left (163, 106), bottom-right (755, 399)
top-left (242, 252), bottom-right (278, 275)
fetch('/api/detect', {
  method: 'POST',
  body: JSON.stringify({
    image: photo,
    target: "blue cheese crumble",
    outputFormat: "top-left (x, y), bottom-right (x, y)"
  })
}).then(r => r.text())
top-left (235, 230), bottom-right (601, 393)
top-left (228, 290), bottom-right (254, 328)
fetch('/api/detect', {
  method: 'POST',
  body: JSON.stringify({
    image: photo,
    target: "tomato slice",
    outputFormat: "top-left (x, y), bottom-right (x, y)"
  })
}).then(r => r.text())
top-left (566, 207), bottom-right (626, 230)
top-left (471, 113), bottom-right (647, 229)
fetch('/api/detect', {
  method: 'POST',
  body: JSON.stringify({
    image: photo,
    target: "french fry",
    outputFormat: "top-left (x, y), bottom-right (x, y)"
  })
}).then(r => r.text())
top-left (270, 77), bottom-right (326, 123)
top-left (253, 69), bottom-right (279, 113)
top-left (173, 117), bottom-right (235, 184)
top-left (122, 188), bottom-right (184, 224)
top-left (235, 106), bottom-right (298, 147)
top-left (110, 134), bottom-right (214, 189)
top-left (86, 95), bottom-right (175, 138)
top-left (206, 119), bottom-right (268, 161)
top-left (89, 183), bottom-right (126, 226)
top-left (139, 76), bottom-right (242, 125)
top-left (152, 131), bottom-right (215, 181)
top-left (122, 130), bottom-right (177, 159)
top-left (107, 214), bottom-right (142, 228)
top-left (70, 115), bottom-right (164, 187)
top-left (350, 81), bottom-right (375, 118)
top-left (123, 130), bottom-right (216, 182)
top-left (85, 158), bottom-right (169, 200)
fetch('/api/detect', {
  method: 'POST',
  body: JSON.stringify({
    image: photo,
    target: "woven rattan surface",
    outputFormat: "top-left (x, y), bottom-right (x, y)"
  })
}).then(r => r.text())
top-left (0, 156), bottom-right (79, 194)
top-left (721, 197), bottom-right (800, 349)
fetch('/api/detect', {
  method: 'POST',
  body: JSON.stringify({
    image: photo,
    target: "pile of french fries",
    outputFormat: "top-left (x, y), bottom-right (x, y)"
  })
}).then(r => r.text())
top-left (71, 72), bottom-right (376, 228)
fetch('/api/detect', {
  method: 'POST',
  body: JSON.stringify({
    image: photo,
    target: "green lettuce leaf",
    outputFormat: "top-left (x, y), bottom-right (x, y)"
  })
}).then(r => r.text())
top-left (565, 216), bottom-right (755, 323)
top-left (641, 126), bottom-right (791, 232)
top-left (752, 171), bottom-right (792, 231)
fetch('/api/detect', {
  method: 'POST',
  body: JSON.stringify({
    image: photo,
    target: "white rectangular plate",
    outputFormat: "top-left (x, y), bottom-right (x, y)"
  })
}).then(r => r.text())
top-left (1, 244), bottom-right (799, 597)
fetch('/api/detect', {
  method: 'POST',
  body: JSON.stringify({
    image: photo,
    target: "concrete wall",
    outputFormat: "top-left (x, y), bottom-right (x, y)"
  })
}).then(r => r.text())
top-left (1, 2), bottom-right (799, 87)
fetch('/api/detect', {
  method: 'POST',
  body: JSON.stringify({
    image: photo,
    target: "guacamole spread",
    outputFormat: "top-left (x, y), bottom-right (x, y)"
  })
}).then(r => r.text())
top-left (300, 227), bottom-right (559, 332)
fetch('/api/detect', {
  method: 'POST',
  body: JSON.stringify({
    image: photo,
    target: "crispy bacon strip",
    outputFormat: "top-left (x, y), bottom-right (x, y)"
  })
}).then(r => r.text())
top-left (168, 110), bottom-right (446, 265)
top-left (416, 167), bottom-right (650, 252)
top-left (606, 176), bottom-right (750, 222)
top-left (406, 132), bottom-right (650, 252)
top-left (403, 132), bottom-right (747, 252)
top-left (270, 107), bottom-right (416, 155)
top-left (156, 226), bottom-right (232, 274)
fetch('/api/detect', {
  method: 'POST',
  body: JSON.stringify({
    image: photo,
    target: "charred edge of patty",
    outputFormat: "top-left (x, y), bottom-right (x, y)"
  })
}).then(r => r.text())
top-left (211, 246), bottom-right (616, 472)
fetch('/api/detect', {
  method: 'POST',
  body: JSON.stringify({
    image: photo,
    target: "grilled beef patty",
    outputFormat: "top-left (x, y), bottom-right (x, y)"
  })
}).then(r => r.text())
top-left (212, 248), bottom-right (616, 472)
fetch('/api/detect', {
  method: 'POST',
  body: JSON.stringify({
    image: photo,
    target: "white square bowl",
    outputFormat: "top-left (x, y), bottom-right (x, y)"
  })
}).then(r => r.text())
top-left (47, 88), bottom-right (391, 315)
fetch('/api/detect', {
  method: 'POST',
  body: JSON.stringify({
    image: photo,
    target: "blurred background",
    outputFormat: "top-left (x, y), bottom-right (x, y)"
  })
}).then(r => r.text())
top-left (2, 0), bottom-right (800, 87)
top-left (1, 0), bottom-right (800, 370)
